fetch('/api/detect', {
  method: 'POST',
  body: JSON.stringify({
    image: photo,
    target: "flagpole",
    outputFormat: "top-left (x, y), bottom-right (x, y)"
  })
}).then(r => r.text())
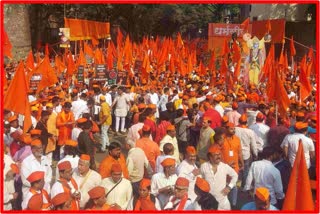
top-left (284, 37), bottom-right (316, 51)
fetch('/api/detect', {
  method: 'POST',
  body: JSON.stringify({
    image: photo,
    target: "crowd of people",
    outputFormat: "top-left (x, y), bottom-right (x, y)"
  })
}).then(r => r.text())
top-left (3, 32), bottom-right (317, 211)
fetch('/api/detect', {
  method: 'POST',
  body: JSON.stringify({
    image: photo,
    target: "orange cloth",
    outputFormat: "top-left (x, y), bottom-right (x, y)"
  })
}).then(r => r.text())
top-left (27, 194), bottom-right (43, 210)
top-left (59, 178), bottom-right (79, 210)
top-left (99, 153), bottom-right (129, 179)
top-left (56, 111), bottom-right (75, 145)
top-left (221, 135), bottom-right (242, 173)
top-left (195, 177), bottom-right (210, 193)
top-left (91, 203), bottom-right (111, 210)
top-left (88, 186), bottom-right (105, 199)
top-left (4, 61), bottom-right (32, 133)
top-left (282, 140), bottom-right (314, 210)
top-left (255, 187), bottom-right (270, 202)
top-left (134, 195), bottom-right (156, 210)
top-left (51, 192), bottom-right (69, 207)
top-left (135, 137), bottom-right (160, 171)
top-left (29, 188), bottom-right (51, 210)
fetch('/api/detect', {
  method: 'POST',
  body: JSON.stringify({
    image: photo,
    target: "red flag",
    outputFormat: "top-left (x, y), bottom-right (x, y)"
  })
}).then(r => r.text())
top-left (220, 57), bottom-right (228, 78)
top-left (290, 36), bottom-right (296, 56)
top-left (4, 30), bottom-right (13, 59)
top-left (91, 37), bottom-right (99, 47)
top-left (282, 140), bottom-right (314, 210)
top-left (299, 56), bottom-right (312, 101)
top-left (25, 50), bottom-right (35, 71)
top-left (208, 50), bottom-right (215, 71)
top-left (4, 61), bottom-right (32, 133)
top-left (198, 60), bottom-right (206, 76)
top-left (117, 28), bottom-right (124, 50)
top-left (260, 43), bottom-right (275, 82)
top-left (187, 54), bottom-right (193, 74)
top-left (221, 39), bottom-right (230, 57)
top-left (94, 48), bottom-right (104, 64)
top-left (45, 43), bottom-right (49, 56)
top-left (176, 32), bottom-right (184, 49)
top-left (306, 47), bottom-right (315, 77)
top-left (241, 18), bottom-right (250, 32)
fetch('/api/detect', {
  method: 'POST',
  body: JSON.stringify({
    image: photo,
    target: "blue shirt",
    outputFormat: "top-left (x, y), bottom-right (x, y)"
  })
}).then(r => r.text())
top-left (241, 202), bottom-right (278, 210)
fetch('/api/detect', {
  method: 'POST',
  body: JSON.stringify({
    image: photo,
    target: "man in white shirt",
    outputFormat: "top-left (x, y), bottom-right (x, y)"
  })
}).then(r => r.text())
top-left (235, 114), bottom-right (258, 189)
top-left (159, 125), bottom-right (180, 164)
top-left (244, 147), bottom-right (285, 208)
top-left (101, 163), bottom-right (133, 210)
top-left (280, 122), bottom-right (315, 169)
top-left (200, 144), bottom-right (238, 210)
top-left (158, 87), bottom-right (170, 112)
top-left (249, 112), bottom-right (270, 148)
top-left (73, 154), bottom-right (102, 209)
top-left (51, 161), bottom-right (81, 210)
top-left (177, 146), bottom-right (201, 202)
top-left (125, 139), bottom-right (153, 197)
top-left (21, 139), bottom-right (52, 200)
top-left (151, 157), bottom-right (178, 209)
top-left (213, 96), bottom-right (224, 117)
top-left (71, 93), bottom-right (89, 120)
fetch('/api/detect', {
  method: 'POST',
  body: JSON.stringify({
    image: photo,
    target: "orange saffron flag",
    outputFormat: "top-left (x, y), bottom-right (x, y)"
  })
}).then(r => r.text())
top-left (25, 50), bottom-right (35, 71)
top-left (84, 42), bottom-right (94, 58)
top-left (66, 52), bottom-right (76, 76)
top-left (4, 61), bottom-right (32, 133)
top-left (28, 56), bottom-right (59, 93)
top-left (282, 140), bottom-right (314, 210)
top-left (241, 18), bottom-right (250, 32)
top-left (4, 30), bottom-right (13, 59)
top-left (77, 48), bottom-right (87, 66)
top-left (266, 19), bottom-right (272, 33)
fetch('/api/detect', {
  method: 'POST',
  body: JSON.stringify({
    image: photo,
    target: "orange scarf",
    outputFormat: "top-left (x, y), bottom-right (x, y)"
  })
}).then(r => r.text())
top-left (134, 196), bottom-right (156, 210)
top-left (30, 188), bottom-right (51, 209)
top-left (171, 194), bottom-right (189, 210)
top-left (59, 178), bottom-right (79, 210)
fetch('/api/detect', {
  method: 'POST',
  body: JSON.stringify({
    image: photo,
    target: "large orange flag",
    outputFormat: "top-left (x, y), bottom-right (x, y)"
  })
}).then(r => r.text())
top-left (299, 56), bottom-right (312, 101)
top-left (282, 140), bottom-right (314, 210)
top-left (28, 56), bottom-right (59, 93)
top-left (4, 61), bottom-right (32, 133)
top-left (25, 50), bottom-right (35, 71)
top-left (198, 60), bottom-right (206, 76)
top-left (4, 30), bottom-right (13, 59)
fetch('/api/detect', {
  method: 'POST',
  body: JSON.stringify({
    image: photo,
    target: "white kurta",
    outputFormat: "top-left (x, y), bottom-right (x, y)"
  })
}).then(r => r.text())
top-left (3, 155), bottom-right (15, 210)
top-left (21, 154), bottom-right (52, 200)
top-left (176, 160), bottom-right (201, 202)
top-left (71, 99), bottom-right (89, 120)
top-left (235, 127), bottom-right (258, 160)
top-left (200, 161), bottom-right (238, 210)
top-left (244, 159), bottom-right (285, 205)
top-left (249, 122), bottom-right (270, 148)
top-left (101, 177), bottom-right (133, 210)
top-left (164, 195), bottom-right (194, 210)
top-left (73, 169), bottom-right (102, 209)
top-left (151, 172), bottom-right (178, 209)
top-left (281, 133), bottom-right (315, 169)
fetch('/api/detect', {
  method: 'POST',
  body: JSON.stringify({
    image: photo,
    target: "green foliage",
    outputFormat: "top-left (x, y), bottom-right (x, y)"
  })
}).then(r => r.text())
top-left (27, 4), bottom-right (241, 45)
